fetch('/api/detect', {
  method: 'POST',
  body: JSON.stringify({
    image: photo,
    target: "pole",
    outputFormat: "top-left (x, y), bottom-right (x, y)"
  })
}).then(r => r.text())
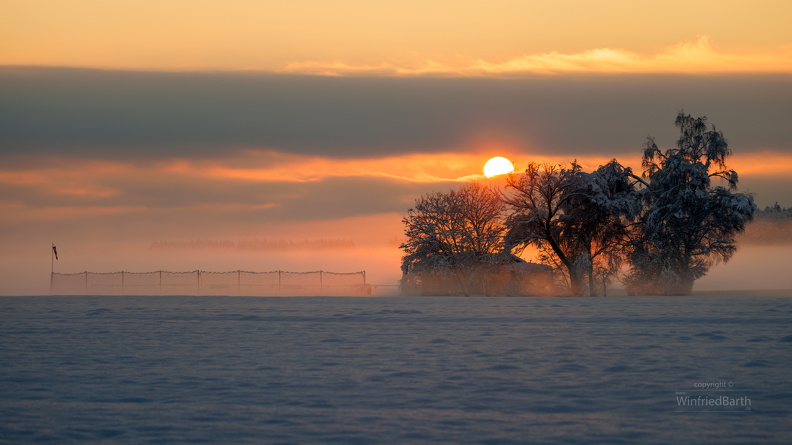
top-left (50, 243), bottom-right (54, 293)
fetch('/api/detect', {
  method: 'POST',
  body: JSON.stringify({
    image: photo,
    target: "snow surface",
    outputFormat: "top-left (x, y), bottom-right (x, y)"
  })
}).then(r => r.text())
top-left (1, 295), bottom-right (791, 444)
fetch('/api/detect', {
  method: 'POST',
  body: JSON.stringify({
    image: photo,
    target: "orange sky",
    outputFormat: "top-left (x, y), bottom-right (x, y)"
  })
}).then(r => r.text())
top-left (2, 1), bottom-right (792, 74)
top-left (4, 150), bottom-right (792, 204)
top-left (1, 1), bottom-right (791, 294)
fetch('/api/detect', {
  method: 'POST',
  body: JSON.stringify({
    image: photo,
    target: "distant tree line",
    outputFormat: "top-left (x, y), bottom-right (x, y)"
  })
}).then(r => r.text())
top-left (738, 203), bottom-right (792, 244)
top-left (400, 113), bottom-right (757, 296)
top-left (756, 203), bottom-right (792, 220)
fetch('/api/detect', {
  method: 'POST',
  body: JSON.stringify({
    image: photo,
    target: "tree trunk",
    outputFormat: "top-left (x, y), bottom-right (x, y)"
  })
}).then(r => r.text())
top-left (667, 254), bottom-right (695, 295)
top-left (666, 272), bottom-right (694, 295)
top-left (568, 271), bottom-right (584, 296)
top-left (546, 235), bottom-right (583, 295)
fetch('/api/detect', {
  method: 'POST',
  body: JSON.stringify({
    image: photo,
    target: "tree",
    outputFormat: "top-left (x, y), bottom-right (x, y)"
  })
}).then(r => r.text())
top-left (567, 160), bottom-right (642, 295)
top-left (400, 181), bottom-right (508, 295)
top-left (502, 162), bottom-right (584, 294)
top-left (624, 113), bottom-right (756, 295)
top-left (502, 161), bottom-right (639, 296)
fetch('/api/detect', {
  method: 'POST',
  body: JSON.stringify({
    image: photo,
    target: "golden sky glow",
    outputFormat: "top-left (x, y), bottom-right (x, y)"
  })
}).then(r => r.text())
top-left (3, 151), bottom-right (791, 222)
top-left (2, 1), bottom-right (792, 74)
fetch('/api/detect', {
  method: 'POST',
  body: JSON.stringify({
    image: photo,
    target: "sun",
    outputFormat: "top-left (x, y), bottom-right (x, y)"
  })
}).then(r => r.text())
top-left (483, 156), bottom-right (515, 178)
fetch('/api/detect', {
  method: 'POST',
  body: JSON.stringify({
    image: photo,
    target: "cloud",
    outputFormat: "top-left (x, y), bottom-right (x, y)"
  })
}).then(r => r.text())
top-left (472, 38), bottom-right (792, 75)
top-left (280, 38), bottom-right (792, 76)
top-left (2, 67), bottom-right (790, 162)
top-left (0, 153), bottom-right (449, 226)
top-left (278, 60), bottom-right (457, 77)
top-left (164, 151), bottom-right (495, 183)
top-left (3, 149), bottom-right (788, 229)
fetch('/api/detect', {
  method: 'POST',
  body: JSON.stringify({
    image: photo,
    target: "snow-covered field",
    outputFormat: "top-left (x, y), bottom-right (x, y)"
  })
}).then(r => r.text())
top-left (2, 295), bottom-right (791, 444)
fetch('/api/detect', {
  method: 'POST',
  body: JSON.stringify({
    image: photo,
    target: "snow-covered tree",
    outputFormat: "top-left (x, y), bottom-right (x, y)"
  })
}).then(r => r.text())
top-left (757, 203), bottom-right (792, 220)
top-left (624, 113), bottom-right (756, 295)
top-left (502, 161), bottom-right (639, 296)
top-left (568, 160), bottom-right (642, 295)
top-left (400, 181), bottom-right (508, 295)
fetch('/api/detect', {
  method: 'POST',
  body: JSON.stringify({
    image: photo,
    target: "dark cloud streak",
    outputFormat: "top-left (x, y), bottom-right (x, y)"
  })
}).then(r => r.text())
top-left (1, 67), bottom-right (790, 159)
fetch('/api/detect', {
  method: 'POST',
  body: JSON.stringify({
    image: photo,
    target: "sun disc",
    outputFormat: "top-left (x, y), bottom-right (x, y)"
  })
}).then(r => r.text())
top-left (484, 156), bottom-right (515, 178)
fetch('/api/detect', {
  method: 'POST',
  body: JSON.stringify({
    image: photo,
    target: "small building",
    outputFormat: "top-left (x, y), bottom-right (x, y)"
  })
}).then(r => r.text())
top-left (400, 252), bottom-right (555, 296)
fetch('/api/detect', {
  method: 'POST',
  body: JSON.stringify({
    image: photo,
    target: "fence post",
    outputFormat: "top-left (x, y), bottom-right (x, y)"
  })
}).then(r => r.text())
top-left (362, 270), bottom-right (367, 295)
top-left (197, 270), bottom-right (201, 294)
top-left (319, 270), bottom-right (323, 294)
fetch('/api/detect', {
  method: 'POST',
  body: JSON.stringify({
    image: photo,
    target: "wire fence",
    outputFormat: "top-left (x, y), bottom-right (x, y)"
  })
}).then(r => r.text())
top-left (50, 270), bottom-right (370, 296)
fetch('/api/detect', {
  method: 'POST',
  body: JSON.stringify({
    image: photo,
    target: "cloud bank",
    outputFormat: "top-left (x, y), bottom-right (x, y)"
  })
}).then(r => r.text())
top-left (2, 67), bottom-right (790, 160)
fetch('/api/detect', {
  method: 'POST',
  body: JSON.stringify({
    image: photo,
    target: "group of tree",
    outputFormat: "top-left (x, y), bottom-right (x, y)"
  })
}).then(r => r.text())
top-left (400, 113), bottom-right (757, 296)
top-left (756, 203), bottom-right (792, 220)
top-left (738, 203), bottom-right (792, 244)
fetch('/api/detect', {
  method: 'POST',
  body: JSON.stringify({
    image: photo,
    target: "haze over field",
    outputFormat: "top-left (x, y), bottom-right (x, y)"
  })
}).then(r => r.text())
top-left (1, 1), bottom-right (791, 294)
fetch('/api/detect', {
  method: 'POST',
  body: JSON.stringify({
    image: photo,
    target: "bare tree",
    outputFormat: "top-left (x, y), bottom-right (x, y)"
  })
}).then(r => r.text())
top-left (502, 162), bottom-right (588, 294)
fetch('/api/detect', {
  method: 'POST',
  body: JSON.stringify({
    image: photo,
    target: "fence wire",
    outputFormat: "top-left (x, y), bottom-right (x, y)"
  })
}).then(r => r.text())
top-left (51, 270), bottom-right (369, 296)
